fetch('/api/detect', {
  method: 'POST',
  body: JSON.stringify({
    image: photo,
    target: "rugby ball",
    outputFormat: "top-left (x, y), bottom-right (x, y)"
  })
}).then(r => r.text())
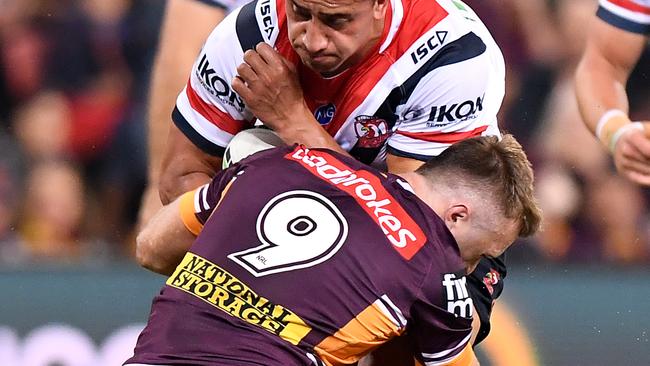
top-left (222, 128), bottom-right (284, 169)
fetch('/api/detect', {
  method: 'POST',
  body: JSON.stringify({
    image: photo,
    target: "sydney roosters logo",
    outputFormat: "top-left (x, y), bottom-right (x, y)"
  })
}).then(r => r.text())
top-left (483, 269), bottom-right (500, 296)
top-left (354, 115), bottom-right (392, 148)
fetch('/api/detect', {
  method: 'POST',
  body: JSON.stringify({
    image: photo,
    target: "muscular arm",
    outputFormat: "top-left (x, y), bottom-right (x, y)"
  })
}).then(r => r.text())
top-left (136, 194), bottom-right (195, 275)
top-left (139, 0), bottom-right (226, 221)
top-left (575, 17), bottom-right (650, 184)
top-left (159, 123), bottom-right (222, 204)
top-left (575, 17), bottom-right (645, 135)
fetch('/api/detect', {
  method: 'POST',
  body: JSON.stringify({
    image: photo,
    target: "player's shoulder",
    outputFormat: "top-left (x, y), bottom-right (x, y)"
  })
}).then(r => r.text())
top-left (391, 0), bottom-right (501, 82)
top-left (200, 0), bottom-right (287, 56)
top-left (232, 0), bottom-right (286, 51)
top-left (597, 0), bottom-right (650, 34)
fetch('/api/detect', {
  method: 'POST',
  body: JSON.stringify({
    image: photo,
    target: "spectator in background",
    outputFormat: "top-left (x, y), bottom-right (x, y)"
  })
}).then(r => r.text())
top-left (18, 159), bottom-right (89, 262)
top-left (12, 91), bottom-right (71, 161)
top-left (0, 0), bottom-right (164, 262)
top-left (0, 0), bottom-right (48, 128)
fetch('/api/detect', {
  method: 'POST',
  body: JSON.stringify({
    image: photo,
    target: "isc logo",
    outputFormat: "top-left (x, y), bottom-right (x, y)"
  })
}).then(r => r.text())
top-left (196, 54), bottom-right (245, 111)
top-left (410, 31), bottom-right (448, 65)
top-left (258, 0), bottom-right (275, 39)
top-left (442, 273), bottom-right (473, 318)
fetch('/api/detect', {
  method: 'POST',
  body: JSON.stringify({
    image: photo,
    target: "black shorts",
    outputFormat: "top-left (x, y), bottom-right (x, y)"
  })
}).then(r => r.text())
top-left (467, 252), bottom-right (507, 345)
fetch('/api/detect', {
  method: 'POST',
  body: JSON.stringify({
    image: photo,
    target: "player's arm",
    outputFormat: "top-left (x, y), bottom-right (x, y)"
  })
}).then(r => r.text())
top-left (139, 163), bottom-right (240, 274)
top-left (158, 5), bottom-right (258, 203)
top-left (232, 43), bottom-right (349, 155)
top-left (136, 191), bottom-right (196, 275)
top-left (575, 15), bottom-right (650, 184)
top-left (140, 0), bottom-right (227, 220)
top-left (159, 123), bottom-right (222, 204)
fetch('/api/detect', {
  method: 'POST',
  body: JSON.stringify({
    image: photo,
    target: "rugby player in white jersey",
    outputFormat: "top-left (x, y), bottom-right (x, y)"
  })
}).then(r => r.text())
top-left (576, 0), bottom-right (650, 185)
top-left (153, 0), bottom-right (507, 350)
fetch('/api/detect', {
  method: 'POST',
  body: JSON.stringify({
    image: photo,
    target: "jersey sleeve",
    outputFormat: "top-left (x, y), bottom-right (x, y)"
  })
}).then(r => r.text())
top-left (408, 268), bottom-right (474, 366)
top-left (597, 0), bottom-right (650, 34)
top-left (172, 3), bottom-right (258, 156)
top-left (179, 164), bottom-right (244, 235)
top-left (387, 32), bottom-right (504, 161)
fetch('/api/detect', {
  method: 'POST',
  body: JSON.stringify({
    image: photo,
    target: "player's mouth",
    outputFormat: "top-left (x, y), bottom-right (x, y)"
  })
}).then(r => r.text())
top-left (306, 54), bottom-right (340, 72)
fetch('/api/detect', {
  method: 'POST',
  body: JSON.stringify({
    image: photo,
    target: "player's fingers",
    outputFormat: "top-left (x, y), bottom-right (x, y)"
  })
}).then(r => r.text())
top-left (255, 42), bottom-right (285, 70)
top-left (641, 121), bottom-right (650, 138)
top-left (623, 131), bottom-right (650, 158)
top-left (625, 171), bottom-right (650, 186)
top-left (617, 155), bottom-right (650, 177)
top-left (236, 62), bottom-right (258, 84)
top-left (231, 76), bottom-right (253, 101)
top-left (242, 49), bottom-right (268, 75)
top-left (279, 53), bottom-right (297, 73)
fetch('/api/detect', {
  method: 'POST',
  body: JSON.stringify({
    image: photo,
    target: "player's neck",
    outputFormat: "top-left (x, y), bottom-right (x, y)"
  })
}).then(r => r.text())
top-left (396, 172), bottom-right (447, 218)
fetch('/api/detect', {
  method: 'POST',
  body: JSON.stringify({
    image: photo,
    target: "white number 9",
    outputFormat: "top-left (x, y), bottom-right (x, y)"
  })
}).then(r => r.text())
top-left (228, 190), bottom-right (349, 276)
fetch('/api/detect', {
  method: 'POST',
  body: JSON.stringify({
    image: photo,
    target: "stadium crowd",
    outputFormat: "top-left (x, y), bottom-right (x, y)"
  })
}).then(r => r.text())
top-left (1, 0), bottom-right (649, 266)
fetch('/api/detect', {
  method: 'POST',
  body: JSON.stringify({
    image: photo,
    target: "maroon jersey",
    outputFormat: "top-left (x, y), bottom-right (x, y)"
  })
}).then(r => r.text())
top-left (126, 146), bottom-right (474, 366)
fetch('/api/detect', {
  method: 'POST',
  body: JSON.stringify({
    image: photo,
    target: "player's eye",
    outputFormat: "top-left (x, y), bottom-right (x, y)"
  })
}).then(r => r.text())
top-left (292, 3), bottom-right (311, 20)
top-left (323, 15), bottom-right (351, 29)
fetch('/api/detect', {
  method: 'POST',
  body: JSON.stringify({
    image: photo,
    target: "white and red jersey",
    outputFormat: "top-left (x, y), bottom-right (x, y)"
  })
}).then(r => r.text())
top-left (597, 0), bottom-right (650, 34)
top-left (173, 0), bottom-right (505, 166)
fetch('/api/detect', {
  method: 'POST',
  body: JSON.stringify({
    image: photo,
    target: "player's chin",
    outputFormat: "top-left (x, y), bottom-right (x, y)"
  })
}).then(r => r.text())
top-left (303, 56), bottom-right (342, 75)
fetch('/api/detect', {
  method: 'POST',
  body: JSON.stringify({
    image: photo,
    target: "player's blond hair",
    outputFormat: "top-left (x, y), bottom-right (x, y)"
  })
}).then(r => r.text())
top-left (416, 134), bottom-right (542, 237)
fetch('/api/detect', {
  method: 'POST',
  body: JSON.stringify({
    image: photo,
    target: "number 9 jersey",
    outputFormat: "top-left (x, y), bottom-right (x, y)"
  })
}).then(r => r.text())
top-left (126, 146), bottom-right (476, 366)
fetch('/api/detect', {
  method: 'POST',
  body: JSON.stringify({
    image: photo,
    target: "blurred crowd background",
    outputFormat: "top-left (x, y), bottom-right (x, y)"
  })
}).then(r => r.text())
top-left (1, 0), bottom-right (650, 268)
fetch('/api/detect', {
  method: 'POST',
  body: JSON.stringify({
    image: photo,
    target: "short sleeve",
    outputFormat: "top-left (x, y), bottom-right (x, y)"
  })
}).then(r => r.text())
top-left (179, 164), bottom-right (244, 235)
top-left (387, 32), bottom-right (504, 161)
top-left (597, 0), bottom-right (650, 35)
top-left (173, 4), bottom-right (256, 156)
top-left (409, 269), bottom-right (474, 366)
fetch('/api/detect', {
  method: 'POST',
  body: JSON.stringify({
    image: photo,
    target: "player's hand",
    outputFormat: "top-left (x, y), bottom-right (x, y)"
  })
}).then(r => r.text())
top-left (612, 121), bottom-right (650, 185)
top-left (232, 42), bottom-right (312, 132)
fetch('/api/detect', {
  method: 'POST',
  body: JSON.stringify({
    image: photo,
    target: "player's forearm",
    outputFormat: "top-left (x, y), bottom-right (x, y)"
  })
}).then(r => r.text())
top-left (147, 0), bottom-right (226, 184)
top-left (575, 49), bottom-right (630, 136)
top-left (159, 124), bottom-right (222, 204)
top-left (146, 58), bottom-right (189, 185)
top-left (274, 109), bottom-right (350, 156)
top-left (136, 196), bottom-right (195, 275)
top-left (159, 170), bottom-right (213, 205)
top-left (575, 18), bottom-right (646, 146)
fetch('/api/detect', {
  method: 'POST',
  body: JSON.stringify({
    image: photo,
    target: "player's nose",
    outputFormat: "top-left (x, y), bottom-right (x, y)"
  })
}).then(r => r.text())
top-left (302, 21), bottom-right (328, 53)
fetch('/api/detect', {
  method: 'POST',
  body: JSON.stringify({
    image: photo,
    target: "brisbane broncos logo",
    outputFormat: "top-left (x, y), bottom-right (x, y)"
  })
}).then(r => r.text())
top-left (353, 115), bottom-right (392, 148)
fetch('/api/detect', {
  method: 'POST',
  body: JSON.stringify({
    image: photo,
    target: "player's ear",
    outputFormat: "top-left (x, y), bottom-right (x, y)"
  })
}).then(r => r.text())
top-left (444, 204), bottom-right (469, 228)
top-left (372, 0), bottom-right (389, 19)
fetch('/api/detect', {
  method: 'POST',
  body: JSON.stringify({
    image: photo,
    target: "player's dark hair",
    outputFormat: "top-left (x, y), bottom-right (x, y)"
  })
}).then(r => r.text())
top-left (415, 134), bottom-right (542, 237)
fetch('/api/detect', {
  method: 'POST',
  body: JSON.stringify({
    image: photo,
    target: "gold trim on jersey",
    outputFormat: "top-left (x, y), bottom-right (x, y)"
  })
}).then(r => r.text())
top-left (167, 253), bottom-right (311, 345)
top-left (179, 190), bottom-right (203, 236)
top-left (314, 301), bottom-right (405, 365)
